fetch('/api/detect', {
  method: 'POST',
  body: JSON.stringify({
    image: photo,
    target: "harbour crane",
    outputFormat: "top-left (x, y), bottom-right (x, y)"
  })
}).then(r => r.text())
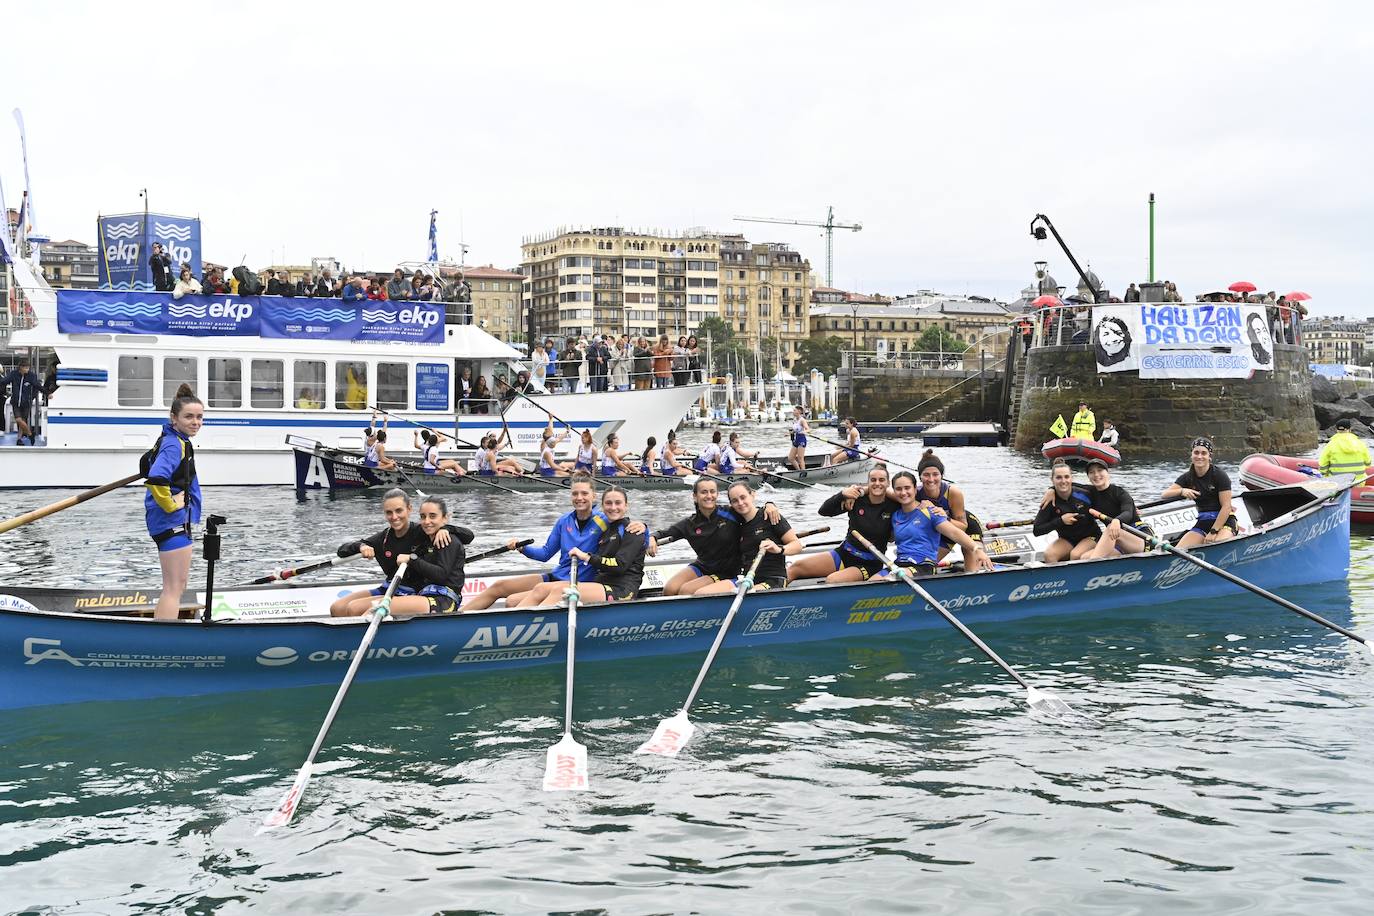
top-left (733, 206), bottom-right (861, 288)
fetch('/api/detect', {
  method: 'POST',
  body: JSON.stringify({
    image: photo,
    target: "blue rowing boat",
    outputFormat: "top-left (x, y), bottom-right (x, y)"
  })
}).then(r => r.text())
top-left (0, 483), bottom-right (1349, 710)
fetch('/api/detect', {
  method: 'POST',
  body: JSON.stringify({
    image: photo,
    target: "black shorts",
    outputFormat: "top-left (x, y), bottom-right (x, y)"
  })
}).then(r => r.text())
top-left (603, 583), bottom-right (639, 602)
top-left (746, 576), bottom-right (788, 591)
top-left (832, 548), bottom-right (886, 580)
top-left (888, 562), bottom-right (936, 579)
top-left (939, 511), bottom-right (984, 550)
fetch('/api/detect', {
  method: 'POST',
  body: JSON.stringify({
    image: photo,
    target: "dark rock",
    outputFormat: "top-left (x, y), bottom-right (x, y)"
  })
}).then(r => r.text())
top-left (1313, 398), bottom-right (1373, 428)
top-left (1309, 374), bottom-right (1339, 403)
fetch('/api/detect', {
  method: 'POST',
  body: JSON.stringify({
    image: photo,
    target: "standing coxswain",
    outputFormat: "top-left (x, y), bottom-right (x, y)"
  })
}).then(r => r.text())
top-left (787, 406), bottom-right (811, 470)
top-left (146, 384), bottom-right (204, 620)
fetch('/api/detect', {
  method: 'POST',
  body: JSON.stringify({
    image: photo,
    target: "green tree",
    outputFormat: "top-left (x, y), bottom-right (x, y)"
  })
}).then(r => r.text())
top-left (795, 335), bottom-right (846, 375)
top-left (914, 326), bottom-right (968, 356)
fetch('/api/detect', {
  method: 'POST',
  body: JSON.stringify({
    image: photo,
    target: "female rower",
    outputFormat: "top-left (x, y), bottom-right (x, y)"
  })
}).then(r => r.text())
top-left (693, 430), bottom-right (724, 473)
top-left (1164, 436), bottom-right (1236, 547)
top-left (480, 432), bottom-right (525, 476)
top-left (600, 432), bottom-right (638, 476)
top-left (720, 431), bottom-right (756, 474)
top-left (640, 436), bottom-right (661, 475)
top-left (363, 414), bottom-right (395, 470)
top-left (652, 481), bottom-right (782, 595)
top-left (660, 429), bottom-right (690, 476)
top-left (571, 429), bottom-right (598, 474)
top-left (382, 496), bottom-right (469, 615)
top-left (829, 417), bottom-right (862, 466)
top-left (1033, 460), bottom-right (1100, 563)
top-left (915, 450), bottom-right (984, 562)
top-left (416, 430), bottom-right (465, 476)
top-left (787, 465), bottom-right (899, 584)
top-left (147, 384), bottom-right (204, 620)
top-left (787, 405), bottom-right (811, 470)
top-left (537, 426), bottom-right (571, 477)
top-left (697, 481), bottom-right (801, 593)
top-left (514, 486), bottom-right (647, 606)
top-left (460, 476), bottom-right (646, 610)
top-left (887, 471), bottom-right (993, 576)
top-left (330, 488), bottom-right (461, 616)
top-left (1083, 458), bottom-right (1151, 557)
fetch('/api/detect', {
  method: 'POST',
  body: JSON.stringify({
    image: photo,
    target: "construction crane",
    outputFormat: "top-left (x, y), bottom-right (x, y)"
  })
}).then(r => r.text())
top-left (733, 206), bottom-right (862, 287)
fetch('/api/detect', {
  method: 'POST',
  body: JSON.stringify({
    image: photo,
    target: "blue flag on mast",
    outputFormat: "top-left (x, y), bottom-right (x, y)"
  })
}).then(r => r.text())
top-left (427, 210), bottom-right (438, 263)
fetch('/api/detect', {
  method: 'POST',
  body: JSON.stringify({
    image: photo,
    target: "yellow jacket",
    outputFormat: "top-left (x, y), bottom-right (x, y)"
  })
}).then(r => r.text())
top-left (1318, 430), bottom-right (1370, 476)
top-left (1070, 409), bottom-right (1095, 440)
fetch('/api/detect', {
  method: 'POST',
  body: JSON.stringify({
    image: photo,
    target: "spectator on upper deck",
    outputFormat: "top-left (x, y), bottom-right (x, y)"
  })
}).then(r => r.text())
top-left (149, 243), bottom-right (173, 292)
top-left (342, 276), bottom-right (368, 305)
top-left (172, 266), bottom-right (202, 299)
top-left (386, 268), bottom-right (410, 301)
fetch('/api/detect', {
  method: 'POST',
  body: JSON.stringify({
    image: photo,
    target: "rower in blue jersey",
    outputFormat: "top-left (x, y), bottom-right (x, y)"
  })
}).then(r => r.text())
top-left (145, 384), bottom-right (204, 620)
top-left (915, 449), bottom-right (983, 562)
top-left (513, 486), bottom-right (648, 607)
top-left (885, 471), bottom-right (992, 577)
top-left (459, 475), bottom-right (647, 610)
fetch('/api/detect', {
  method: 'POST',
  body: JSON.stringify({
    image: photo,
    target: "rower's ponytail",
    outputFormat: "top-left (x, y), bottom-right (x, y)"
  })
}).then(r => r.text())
top-left (170, 384), bottom-right (202, 417)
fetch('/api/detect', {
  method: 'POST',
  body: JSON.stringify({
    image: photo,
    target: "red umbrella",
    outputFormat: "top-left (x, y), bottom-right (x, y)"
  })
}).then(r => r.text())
top-left (1285, 291), bottom-right (1311, 301)
top-left (1228, 281), bottom-right (1257, 293)
top-left (1031, 295), bottom-right (1062, 307)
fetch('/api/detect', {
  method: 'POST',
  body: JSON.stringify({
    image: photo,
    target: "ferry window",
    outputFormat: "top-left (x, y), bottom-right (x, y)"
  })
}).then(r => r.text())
top-left (162, 357), bottom-right (197, 406)
top-left (118, 355), bottom-right (153, 406)
top-left (208, 358), bottom-right (243, 408)
top-left (250, 359), bottom-right (285, 409)
top-left (377, 362), bottom-right (409, 411)
top-left (294, 360), bottom-right (325, 410)
top-left (336, 361), bottom-right (368, 410)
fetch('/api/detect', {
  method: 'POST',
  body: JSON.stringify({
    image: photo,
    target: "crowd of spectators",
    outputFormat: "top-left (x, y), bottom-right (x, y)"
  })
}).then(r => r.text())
top-left (155, 250), bottom-right (474, 306)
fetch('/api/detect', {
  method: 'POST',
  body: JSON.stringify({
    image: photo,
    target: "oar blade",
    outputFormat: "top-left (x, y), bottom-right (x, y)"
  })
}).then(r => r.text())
top-left (542, 733), bottom-right (589, 792)
top-left (1025, 686), bottom-right (1074, 717)
top-left (259, 762), bottom-right (313, 832)
top-left (636, 712), bottom-right (696, 757)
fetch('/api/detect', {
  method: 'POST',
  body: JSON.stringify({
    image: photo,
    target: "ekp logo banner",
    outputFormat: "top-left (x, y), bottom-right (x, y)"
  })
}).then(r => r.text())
top-left (96, 213), bottom-right (203, 290)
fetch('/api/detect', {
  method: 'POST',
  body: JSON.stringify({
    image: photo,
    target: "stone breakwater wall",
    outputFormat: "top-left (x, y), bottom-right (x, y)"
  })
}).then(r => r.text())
top-left (1012, 343), bottom-right (1317, 459)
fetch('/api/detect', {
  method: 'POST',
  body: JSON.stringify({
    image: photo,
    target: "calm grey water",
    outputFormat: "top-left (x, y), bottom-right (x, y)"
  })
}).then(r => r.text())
top-left (2, 435), bottom-right (1372, 915)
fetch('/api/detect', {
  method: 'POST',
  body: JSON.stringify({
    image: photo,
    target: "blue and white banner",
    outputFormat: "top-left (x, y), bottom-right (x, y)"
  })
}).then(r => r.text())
top-left (57, 290), bottom-right (444, 344)
top-left (96, 213), bottom-right (202, 291)
top-left (1091, 303), bottom-right (1274, 379)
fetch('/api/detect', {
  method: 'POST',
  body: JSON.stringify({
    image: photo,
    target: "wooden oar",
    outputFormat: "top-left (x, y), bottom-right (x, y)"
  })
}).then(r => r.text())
top-left (0, 473), bottom-right (142, 535)
top-left (851, 532), bottom-right (1074, 715)
top-left (1087, 506), bottom-right (1374, 655)
top-left (985, 496), bottom-right (1184, 531)
top-left (637, 547), bottom-right (770, 757)
top-left (544, 557), bottom-right (589, 791)
top-left (260, 560), bottom-right (410, 830)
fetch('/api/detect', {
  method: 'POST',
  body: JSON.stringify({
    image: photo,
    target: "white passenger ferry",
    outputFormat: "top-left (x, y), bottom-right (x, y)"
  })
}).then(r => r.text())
top-left (1, 259), bottom-right (705, 487)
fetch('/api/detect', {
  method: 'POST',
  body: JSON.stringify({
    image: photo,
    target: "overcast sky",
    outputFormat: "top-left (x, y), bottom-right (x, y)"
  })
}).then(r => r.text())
top-left (5, 1), bottom-right (1371, 315)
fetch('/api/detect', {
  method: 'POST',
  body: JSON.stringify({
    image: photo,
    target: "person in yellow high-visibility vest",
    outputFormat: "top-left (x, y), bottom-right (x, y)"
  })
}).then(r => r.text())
top-left (1070, 402), bottom-right (1096, 440)
top-left (1318, 418), bottom-right (1371, 476)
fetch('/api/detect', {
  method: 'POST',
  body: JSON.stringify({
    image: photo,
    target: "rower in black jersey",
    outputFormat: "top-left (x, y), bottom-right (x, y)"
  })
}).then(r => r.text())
top-left (516, 486), bottom-right (647, 605)
top-left (787, 464), bottom-right (899, 583)
top-left (697, 481), bottom-right (801, 593)
top-left (1033, 461), bottom-right (1100, 563)
top-left (1081, 459), bottom-right (1152, 557)
top-left (651, 477), bottom-right (783, 595)
top-left (1164, 436), bottom-right (1237, 548)
top-left (330, 488), bottom-right (470, 616)
top-left (385, 496), bottom-right (470, 615)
